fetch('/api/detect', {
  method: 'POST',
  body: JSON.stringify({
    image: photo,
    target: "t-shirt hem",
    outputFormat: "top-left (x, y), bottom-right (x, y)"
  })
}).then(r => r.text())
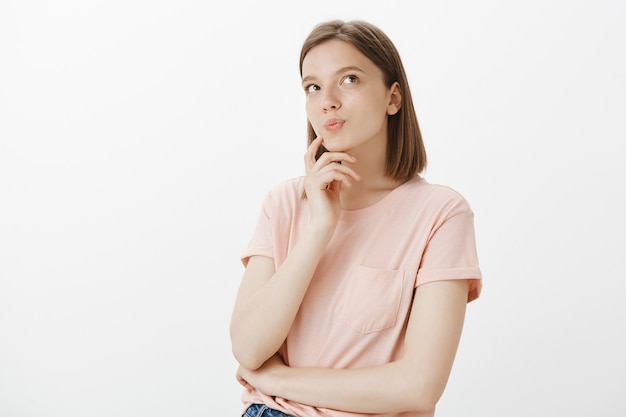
top-left (416, 267), bottom-right (482, 302)
top-left (240, 247), bottom-right (274, 266)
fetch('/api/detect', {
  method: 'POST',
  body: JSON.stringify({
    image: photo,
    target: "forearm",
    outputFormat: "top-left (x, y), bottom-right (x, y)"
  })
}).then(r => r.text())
top-left (230, 225), bottom-right (332, 369)
top-left (244, 281), bottom-right (470, 413)
top-left (272, 360), bottom-right (439, 414)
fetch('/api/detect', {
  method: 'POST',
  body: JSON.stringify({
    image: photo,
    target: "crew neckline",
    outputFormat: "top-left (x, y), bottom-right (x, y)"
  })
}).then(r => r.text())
top-left (339, 175), bottom-right (423, 215)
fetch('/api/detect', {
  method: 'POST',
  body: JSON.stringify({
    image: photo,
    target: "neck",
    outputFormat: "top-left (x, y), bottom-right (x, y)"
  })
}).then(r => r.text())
top-left (339, 151), bottom-right (402, 210)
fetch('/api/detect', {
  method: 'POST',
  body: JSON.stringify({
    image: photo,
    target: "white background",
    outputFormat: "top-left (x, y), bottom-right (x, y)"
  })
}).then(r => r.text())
top-left (1, 1), bottom-right (625, 416)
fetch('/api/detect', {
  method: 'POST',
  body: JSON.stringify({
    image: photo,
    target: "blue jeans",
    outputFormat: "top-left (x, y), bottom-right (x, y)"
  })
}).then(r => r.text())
top-left (244, 403), bottom-right (296, 417)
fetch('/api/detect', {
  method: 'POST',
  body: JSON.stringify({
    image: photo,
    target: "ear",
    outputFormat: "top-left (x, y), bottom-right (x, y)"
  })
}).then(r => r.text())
top-left (386, 82), bottom-right (402, 115)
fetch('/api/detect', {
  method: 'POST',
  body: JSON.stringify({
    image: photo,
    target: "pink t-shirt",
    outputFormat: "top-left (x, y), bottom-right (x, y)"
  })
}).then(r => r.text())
top-left (240, 175), bottom-right (482, 417)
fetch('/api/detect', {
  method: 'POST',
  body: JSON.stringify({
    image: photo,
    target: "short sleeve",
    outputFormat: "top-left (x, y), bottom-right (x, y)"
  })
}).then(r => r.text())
top-left (416, 209), bottom-right (482, 302)
top-left (240, 192), bottom-right (275, 266)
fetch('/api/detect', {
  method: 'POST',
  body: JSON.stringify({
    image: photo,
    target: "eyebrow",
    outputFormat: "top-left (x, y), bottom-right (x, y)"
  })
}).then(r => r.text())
top-left (301, 66), bottom-right (365, 84)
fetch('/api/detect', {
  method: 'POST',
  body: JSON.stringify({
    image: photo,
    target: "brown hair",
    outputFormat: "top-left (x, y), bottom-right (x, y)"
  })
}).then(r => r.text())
top-left (300, 20), bottom-right (427, 181)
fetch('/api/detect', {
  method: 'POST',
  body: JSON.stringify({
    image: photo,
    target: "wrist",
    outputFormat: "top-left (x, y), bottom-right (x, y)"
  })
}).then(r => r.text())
top-left (306, 222), bottom-right (335, 243)
top-left (270, 362), bottom-right (290, 398)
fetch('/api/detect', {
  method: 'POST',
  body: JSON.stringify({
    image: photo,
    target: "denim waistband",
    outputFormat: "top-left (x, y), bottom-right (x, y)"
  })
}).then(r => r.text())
top-left (244, 403), bottom-right (296, 417)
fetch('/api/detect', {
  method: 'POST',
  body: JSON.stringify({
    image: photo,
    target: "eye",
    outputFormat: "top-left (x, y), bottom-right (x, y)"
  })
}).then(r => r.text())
top-left (342, 75), bottom-right (358, 85)
top-left (304, 84), bottom-right (320, 94)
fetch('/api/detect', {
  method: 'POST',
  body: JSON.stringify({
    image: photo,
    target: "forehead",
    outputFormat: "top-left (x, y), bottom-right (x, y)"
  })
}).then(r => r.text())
top-left (301, 39), bottom-right (377, 78)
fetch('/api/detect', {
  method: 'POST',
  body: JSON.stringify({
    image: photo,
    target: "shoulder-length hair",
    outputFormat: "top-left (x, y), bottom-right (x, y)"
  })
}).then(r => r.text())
top-left (299, 20), bottom-right (427, 181)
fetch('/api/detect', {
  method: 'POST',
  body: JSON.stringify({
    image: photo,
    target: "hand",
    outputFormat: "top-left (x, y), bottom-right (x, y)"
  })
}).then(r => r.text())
top-left (236, 353), bottom-right (287, 396)
top-left (303, 137), bottom-right (360, 231)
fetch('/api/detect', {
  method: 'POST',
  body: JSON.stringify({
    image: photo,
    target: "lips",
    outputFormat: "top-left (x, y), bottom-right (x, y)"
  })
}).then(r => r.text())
top-left (323, 118), bottom-right (345, 132)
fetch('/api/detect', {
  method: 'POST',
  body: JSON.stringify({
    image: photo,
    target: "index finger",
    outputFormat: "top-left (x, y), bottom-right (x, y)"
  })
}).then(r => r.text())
top-left (304, 136), bottom-right (324, 172)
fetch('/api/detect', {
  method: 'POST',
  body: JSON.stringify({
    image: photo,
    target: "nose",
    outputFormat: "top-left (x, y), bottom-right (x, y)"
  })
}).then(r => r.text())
top-left (321, 87), bottom-right (341, 111)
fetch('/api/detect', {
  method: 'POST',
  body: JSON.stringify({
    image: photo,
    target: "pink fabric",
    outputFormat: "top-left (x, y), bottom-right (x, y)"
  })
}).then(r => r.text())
top-left (239, 176), bottom-right (482, 417)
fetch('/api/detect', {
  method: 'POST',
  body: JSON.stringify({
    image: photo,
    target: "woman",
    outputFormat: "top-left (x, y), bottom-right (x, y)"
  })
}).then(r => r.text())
top-left (230, 19), bottom-right (482, 417)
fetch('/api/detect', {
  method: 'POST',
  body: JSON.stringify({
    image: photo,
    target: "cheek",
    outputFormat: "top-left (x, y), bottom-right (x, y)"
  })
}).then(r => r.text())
top-left (357, 107), bottom-right (388, 135)
top-left (308, 121), bottom-right (320, 138)
top-left (304, 97), bottom-right (317, 116)
top-left (361, 98), bottom-right (390, 124)
top-left (305, 102), bottom-right (320, 128)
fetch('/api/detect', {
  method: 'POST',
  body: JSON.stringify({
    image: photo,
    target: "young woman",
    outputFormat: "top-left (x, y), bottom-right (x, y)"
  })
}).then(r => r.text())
top-left (230, 19), bottom-right (482, 417)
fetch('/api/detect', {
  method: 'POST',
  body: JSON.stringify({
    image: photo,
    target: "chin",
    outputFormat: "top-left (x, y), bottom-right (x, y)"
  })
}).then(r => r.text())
top-left (323, 145), bottom-right (348, 154)
top-left (321, 137), bottom-right (348, 152)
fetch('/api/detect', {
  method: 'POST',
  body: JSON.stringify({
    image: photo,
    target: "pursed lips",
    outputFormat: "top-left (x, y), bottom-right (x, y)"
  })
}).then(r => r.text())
top-left (323, 118), bottom-right (345, 132)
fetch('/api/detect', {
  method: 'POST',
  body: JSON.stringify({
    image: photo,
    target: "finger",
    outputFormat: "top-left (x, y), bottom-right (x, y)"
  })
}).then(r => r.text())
top-left (237, 376), bottom-right (253, 391)
top-left (310, 164), bottom-right (361, 191)
top-left (314, 151), bottom-right (357, 167)
top-left (315, 169), bottom-right (360, 190)
top-left (304, 137), bottom-right (324, 172)
top-left (317, 161), bottom-right (361, 183)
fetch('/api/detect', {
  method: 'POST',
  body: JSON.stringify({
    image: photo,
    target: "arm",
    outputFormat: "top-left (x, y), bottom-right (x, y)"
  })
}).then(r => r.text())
top-left (237, 279), bottom-right (470, 414)
top-left (230, 137), bottom-right (360, 370)
top-left (230, 227), bottom-right (331, 370)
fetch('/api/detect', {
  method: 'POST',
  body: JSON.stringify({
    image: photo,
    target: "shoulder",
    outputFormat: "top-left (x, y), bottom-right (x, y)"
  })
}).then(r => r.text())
top-left (259, 176), bottom-right (306, 215)
top-left (401, 176), bottom-right (474, 216)
top-left (265, 176), bottom-right (305, 201)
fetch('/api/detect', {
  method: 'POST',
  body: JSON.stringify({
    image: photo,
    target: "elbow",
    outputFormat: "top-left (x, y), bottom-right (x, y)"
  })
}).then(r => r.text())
top-left (230, 333), bottom-right (269, 370)
top-left (399, 377), bottom-right (445, 413)
top-left (230, 323), bottom-right (276, 370)
top-left (401, 390), bottom-right (439, 414)
top-left (231, 345), bottom-right (266, 371)
top-left (406, 393), bottom-right (439, 414)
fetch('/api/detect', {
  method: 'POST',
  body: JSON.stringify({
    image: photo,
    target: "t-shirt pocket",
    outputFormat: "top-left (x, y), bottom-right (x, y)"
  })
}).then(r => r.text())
top-left (337, 265), bottom-right (404, 334)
